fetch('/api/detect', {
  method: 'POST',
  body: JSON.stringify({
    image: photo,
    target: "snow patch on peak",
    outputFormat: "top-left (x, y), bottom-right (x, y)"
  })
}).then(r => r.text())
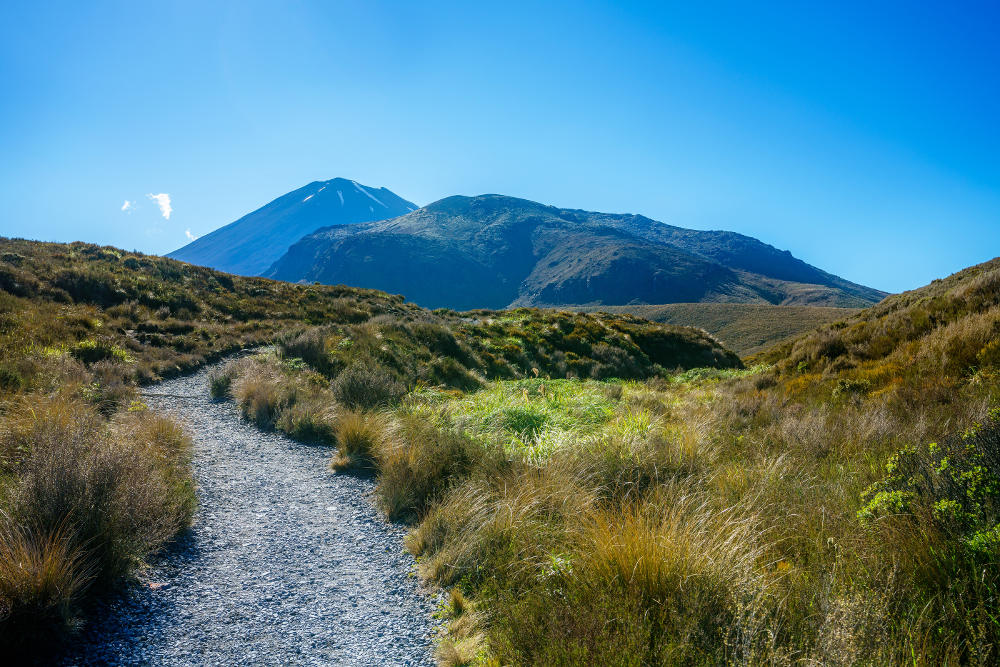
top-left (303, 194), bottom-right (314, 202)
top-left (337, 190), bottom-right (344, 205)
top-left (352, 180), bottom-right (386, 208)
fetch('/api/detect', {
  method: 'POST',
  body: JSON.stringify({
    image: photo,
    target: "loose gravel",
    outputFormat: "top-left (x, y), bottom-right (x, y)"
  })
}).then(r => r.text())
top-left (63, 362), bottom-right (437, 666)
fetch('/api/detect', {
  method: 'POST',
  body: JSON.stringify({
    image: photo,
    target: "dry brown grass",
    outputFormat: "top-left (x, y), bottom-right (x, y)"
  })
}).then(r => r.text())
top-left (0, 395), bottom-right (195, 641)
top-left (225, 354), bottom-right (338, 443)
top-left (371, 414), bottom-right (484, 521)
top-left (0, 519), bottom-right (93, 637)
top-left (329, 409), bottom-right (385, 470)
top-left (231, 358), bottom-right (288, 427)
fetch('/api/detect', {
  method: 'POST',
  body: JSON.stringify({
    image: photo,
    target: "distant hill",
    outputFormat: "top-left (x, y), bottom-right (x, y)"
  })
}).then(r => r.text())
top-left (168, 178), bottom-right (417, 276)
top-left (265, 194), bottom-right (886, 310)
top-left (576, 303), bottom-right (860, 357)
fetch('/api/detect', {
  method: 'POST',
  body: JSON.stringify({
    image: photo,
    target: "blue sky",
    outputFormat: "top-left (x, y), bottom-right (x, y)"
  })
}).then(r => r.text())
top-left (1, 1), bottom-right (997, 293)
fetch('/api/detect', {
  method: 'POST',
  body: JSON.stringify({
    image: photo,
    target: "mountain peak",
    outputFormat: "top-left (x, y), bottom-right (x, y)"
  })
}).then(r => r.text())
top-left (167, 179), bottom-right (416, 276)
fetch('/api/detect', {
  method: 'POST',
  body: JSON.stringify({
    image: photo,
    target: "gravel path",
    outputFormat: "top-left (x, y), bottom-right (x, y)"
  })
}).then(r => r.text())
top-left (63, 362), bottom-right (437, 666)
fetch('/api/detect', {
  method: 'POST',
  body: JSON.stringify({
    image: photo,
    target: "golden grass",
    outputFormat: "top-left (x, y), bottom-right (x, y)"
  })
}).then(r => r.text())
top-left (0, 520), bottom-right (93, 634)
top-left (330, 409), bottom-right (386, 470)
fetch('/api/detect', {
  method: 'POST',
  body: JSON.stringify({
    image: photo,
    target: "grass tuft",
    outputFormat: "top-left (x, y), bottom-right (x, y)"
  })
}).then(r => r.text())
top-left (0, 519), bottom-right (93, 641)
top-left (330, 410), bottom-right (385, 470)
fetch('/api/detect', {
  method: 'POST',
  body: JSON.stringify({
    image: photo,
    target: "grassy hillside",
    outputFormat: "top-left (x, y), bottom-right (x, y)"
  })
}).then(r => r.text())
top-left (757, 256), bottom-right (1000, 384)
top-left (576, 302), bottom-right (862, 356)
top-left (0, 238), bottom-right (428, 396)
top-left (0, 237), bottom-right (737, 649)
top-left (219, 256), bottom-right (1000, 664)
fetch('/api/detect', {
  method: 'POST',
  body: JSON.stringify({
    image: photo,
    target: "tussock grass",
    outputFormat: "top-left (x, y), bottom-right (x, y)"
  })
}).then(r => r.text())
top-left (208, 369), bottom-right (231, 398)
top-left (330, 410), bottom-right (385, 470)
top-left (372, 415), bottom-right (483, 521)
top-left (203, 256), bottom-right (1000, 663)
top-left (331, 364), bottom-right (406, 410)
top-left (224, 354), bottom-right (339, 443)
top-left (0, 396), bottom-right (195, 642)
top-left (0, 519), bottom-right (93, 640)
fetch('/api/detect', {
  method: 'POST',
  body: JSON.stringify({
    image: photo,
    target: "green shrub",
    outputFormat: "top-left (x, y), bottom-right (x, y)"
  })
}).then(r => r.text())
top-left (0, 366), bottom-right (24, 391)
top-left (69, 339), bottom-right (131, 365)
top-left (208, 369), bottom-right (232, 398)
top-left (278, 328), bottom-right (334, 374)
top-left (859, 410), bottom-right (1000, 552)
top-left (832, 377), bottom-right (871, 398)
top-left (426, 356), bottom-right (482, 391)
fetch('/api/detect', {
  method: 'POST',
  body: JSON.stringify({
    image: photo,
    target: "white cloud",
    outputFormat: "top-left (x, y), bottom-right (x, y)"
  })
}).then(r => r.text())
top-left (146, 193), bottom-right (172, 220)
top-left (185, 229), bottom-right (199, 241)
top-left (121, 200), bottom-right (134, 213)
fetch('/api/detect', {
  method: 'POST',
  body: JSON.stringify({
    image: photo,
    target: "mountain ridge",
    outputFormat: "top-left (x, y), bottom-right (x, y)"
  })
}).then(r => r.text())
top-left (265, 193), bottom-right (886, 310)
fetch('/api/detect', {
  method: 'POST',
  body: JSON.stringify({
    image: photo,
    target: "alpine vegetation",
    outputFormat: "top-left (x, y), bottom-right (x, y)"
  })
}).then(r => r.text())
top-left (222, 257), bottom-right (1000, 665)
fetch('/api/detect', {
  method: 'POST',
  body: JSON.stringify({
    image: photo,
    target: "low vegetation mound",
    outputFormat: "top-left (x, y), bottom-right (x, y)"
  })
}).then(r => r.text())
top-left (278, 307), bottom-right (741, 390)
top-left (209, 306), bottom-right (742, 459)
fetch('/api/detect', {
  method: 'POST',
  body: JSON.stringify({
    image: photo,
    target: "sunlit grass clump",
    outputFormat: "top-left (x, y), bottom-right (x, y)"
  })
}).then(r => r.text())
top-left (432, 378), bottom-right (620, 461)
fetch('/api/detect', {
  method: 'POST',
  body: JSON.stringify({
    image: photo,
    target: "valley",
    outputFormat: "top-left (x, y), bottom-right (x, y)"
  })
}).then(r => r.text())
top-left (575, 302), bottom-right (861, 356)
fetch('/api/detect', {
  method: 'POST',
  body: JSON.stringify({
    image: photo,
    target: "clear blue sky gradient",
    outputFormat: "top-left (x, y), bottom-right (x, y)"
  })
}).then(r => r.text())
top-left (1, 1), bottom-right (997, 293)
